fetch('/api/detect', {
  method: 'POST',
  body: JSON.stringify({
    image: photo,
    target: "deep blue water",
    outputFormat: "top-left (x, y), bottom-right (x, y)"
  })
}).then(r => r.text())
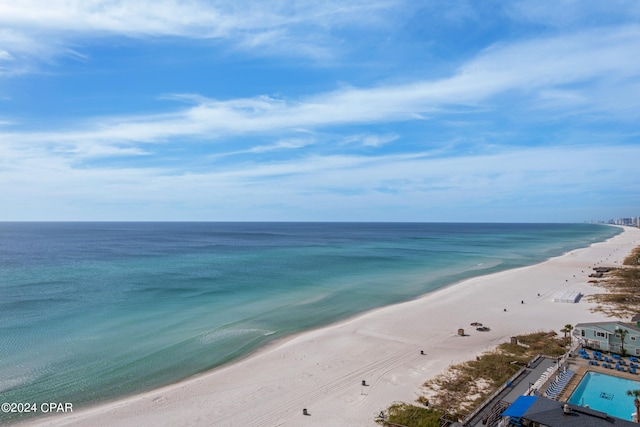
top-left (0, 222), bottom-right (620, 421)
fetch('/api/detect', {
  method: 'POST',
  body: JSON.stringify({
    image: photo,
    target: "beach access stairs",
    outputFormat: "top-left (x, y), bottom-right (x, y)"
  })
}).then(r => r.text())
top-left (480, 400), bottom-right (511, 427)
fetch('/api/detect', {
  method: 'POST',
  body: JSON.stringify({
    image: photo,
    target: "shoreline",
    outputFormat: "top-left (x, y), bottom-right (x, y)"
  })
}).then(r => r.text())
top-left (21, 226), bottom-right (640, 426)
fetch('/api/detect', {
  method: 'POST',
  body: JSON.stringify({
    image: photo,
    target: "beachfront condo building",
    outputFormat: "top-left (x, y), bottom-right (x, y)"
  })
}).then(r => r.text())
top-left (573, 321), bottom-right (640, 355)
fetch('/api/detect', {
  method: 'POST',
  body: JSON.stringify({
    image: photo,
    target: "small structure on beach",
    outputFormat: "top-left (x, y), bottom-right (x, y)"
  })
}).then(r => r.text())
top-left (552, 290), bottom-right (582, 303)
top-left (458, 328), bottom-right (465, 336)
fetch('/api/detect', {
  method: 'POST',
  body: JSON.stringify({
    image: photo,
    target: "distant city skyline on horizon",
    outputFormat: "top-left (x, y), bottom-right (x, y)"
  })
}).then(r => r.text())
top-left (597, 216), bottom-right (640, 227)
top-left (1, 1), bottom-right (639, 222)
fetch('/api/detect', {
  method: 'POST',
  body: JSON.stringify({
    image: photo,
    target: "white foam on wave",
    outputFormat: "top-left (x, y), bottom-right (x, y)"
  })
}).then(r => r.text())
top-left (0, 371), bottom-right (39, 393)
top-left (198, 328), bottom-right (276, 344)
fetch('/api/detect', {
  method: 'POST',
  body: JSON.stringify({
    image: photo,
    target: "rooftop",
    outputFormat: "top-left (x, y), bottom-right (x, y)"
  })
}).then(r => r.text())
top-left (503, 395), bottom-right (637, 427)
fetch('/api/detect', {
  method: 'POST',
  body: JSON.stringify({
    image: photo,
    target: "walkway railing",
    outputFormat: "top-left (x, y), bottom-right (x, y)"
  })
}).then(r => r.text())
top-left (461, 356), bottom-right (538, 426)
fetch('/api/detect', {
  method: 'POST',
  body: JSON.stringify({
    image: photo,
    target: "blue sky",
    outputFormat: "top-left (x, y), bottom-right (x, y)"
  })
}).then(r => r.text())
top-left (1, 0), bottom-right (639, 222)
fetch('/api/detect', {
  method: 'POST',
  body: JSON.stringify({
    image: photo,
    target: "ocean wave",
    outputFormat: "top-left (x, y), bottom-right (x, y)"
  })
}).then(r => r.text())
top-left (198, 328), bottom-right (277, 344)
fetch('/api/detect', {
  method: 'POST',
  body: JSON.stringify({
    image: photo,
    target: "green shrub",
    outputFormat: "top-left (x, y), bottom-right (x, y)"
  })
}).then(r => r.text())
top-left (378, 403), bottom-right (443, 427)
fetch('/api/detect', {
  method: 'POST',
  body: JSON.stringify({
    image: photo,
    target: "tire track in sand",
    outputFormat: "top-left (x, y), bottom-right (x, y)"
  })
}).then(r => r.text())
top-left (240, 345), bottom-right (423, 426)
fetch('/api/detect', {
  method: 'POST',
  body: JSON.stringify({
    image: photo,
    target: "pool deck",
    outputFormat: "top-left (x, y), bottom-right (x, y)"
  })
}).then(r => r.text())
top-left (463, 351), bottom-right (640, 426)
top-left (552, 352), bottom-right (640, 402)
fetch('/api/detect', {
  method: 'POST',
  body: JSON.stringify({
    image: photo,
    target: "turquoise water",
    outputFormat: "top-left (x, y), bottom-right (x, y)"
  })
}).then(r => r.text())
top-left (0, 222), bottom-right (620, 422)
top-left (568, 371), bottom-right (640, 420)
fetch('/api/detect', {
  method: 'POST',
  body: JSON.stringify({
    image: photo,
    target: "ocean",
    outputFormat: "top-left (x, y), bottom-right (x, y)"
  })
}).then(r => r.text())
top-left (0, 222), bottom-right (620, 421)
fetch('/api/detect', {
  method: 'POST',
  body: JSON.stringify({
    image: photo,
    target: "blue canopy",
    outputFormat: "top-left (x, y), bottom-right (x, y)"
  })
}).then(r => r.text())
top-left (502, 396), bottom-right (538, 418)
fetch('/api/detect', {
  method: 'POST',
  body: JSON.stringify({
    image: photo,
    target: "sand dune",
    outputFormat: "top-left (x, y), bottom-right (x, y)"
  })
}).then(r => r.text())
top-left (25, 226), bottom-right (640, 427)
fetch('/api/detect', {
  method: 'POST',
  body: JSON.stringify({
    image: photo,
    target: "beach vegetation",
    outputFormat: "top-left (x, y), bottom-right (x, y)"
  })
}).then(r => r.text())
top-left (589, 260), bottom-right (640, 317)
top-left (618, 328), bottom-right (630, 356)
top-left (623, 246), bottom-right (640, 266)
top-left (627, 389), bottom-right (640, 424)
top-left (396, 331), bottom-right (566, 423)
top-left (506, 331), bottom-right (566, 356)
top-left (377, 402), bottom-right (443, 427)
top-left (561, 324), bottom-right (574, 347)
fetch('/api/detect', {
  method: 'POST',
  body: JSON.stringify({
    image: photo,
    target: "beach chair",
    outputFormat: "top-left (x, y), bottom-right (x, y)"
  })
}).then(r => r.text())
top-left (544, 371), bottom-right (574, 399)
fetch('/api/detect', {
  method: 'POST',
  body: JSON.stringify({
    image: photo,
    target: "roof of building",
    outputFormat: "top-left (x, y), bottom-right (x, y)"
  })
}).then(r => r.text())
top-left (631, 314), bottom-right (640, 322)
top-left (502, 395), bottom-right (537, 418)
top-left (503, 396), bottom-right (637, 427)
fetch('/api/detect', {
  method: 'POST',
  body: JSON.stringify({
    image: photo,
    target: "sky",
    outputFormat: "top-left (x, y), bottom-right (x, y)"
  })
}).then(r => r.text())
top-left (1, 0), bottom-right (639, 222)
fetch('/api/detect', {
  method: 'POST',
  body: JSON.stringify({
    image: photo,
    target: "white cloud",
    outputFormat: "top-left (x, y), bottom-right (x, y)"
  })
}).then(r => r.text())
top-left (2, 2), bottom-right (638, 221)
top-left (3, 23), bottom-right (639, 154)
top-left (249, 138), bottom-right (315, 153)
top-left (1, 143), bottom-right (638, 221)
top-left (342, 133), bottom-right (399, 147)
top-left (0, 0), bottom-right (402, 74)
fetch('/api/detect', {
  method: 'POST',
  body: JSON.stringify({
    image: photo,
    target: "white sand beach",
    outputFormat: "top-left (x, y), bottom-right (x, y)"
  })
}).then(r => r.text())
top-left (25, 226), bottom-right (640, 427)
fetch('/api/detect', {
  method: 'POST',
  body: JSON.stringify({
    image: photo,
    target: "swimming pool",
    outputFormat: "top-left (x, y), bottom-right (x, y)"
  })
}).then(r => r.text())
top-left (568, 371), bottom-right (640, 421)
